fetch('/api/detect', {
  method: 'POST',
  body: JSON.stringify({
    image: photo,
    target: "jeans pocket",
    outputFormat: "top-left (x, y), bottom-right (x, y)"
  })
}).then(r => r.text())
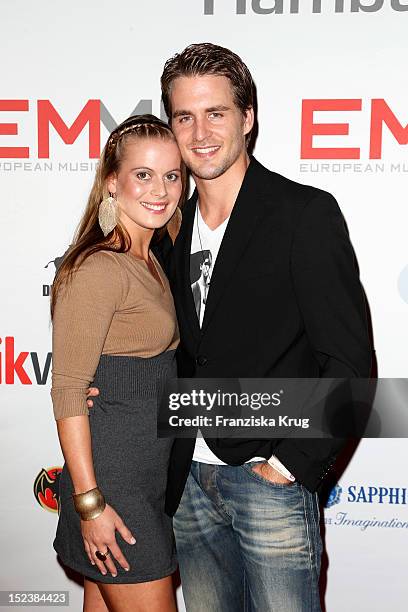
top-left (242, 462), bottom-right (299, 489)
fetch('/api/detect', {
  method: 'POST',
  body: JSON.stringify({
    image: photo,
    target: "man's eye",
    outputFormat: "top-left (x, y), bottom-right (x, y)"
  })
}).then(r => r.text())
top-left (179, 116), bottom-right (191, 123)
top-left (136, 172), bottom-right (150, 180)
top-left (209, 112), bottom-right (223, 119)
top-left (166, 173), bottom-right (179, 182)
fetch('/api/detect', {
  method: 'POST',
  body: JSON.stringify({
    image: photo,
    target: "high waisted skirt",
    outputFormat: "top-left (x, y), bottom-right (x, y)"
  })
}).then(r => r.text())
top-left (53, 350), bottom-right (177, 584)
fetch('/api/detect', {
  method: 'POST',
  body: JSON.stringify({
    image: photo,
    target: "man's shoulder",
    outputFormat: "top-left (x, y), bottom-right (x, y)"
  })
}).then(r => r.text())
top-left (252, 157), bottom-right (333, 206)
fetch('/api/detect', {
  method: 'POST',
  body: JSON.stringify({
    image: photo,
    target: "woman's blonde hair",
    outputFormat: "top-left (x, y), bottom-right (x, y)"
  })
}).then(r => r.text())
top-left (50, 114), bottom-right (187, 318)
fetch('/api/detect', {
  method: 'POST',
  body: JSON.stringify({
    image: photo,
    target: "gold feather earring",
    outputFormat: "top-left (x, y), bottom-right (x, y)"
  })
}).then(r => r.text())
top-left (98, 192), bottom-right (118, 237)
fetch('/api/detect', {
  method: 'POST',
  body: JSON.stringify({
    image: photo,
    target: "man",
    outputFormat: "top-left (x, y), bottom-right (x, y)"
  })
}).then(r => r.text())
top-left (159, 43), bottom-right (371, 611)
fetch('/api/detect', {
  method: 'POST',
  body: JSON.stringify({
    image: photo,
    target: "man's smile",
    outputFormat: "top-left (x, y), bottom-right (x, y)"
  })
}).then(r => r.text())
top-left (190, 145), bottom-right (221, 157)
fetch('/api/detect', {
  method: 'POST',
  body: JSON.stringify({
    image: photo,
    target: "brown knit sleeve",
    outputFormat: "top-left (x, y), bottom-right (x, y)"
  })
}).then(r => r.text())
top-left (51, 251), bottom-right (125, 420)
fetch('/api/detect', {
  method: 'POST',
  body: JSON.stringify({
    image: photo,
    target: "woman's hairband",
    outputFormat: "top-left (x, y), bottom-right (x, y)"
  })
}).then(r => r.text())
top-left (106, 115), bottom-right (171, 151)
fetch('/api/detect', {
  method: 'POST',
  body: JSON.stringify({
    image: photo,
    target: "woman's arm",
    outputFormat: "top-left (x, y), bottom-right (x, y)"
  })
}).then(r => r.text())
top-left (51, 251), bottom-right (134, 576)
top-left (56, 415), bottom-right (96, 494)
top-left (51, 251), bottom-right (125, 420)
top-left (57, 414), bottom-right (135, 577)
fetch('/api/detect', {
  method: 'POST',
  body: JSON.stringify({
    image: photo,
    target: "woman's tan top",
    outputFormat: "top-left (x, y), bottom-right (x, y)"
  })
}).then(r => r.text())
top-left (51, 250), bottom-right (179, 420)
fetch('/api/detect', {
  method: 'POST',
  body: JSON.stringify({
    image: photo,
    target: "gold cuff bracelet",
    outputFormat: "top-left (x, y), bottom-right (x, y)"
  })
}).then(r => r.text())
top-left (72, 487), bottom-right (106, 521)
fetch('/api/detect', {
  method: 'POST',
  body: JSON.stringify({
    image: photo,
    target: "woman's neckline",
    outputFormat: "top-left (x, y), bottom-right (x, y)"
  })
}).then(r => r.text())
top-left (124, 250), bottom-right (165, 292)
top-left (125, 250), bottom-right (147, 262)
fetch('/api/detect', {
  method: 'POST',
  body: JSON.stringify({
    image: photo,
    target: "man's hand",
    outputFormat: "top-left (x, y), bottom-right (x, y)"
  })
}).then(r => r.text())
top-left (86, 387), bottom-right (99, 409)
top-left (252, 461), bottom-right (293, 485)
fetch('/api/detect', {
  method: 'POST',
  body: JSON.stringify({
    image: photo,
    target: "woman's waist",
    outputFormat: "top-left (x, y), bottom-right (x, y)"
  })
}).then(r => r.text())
top-left (92, 350), bottom-right (177, 400)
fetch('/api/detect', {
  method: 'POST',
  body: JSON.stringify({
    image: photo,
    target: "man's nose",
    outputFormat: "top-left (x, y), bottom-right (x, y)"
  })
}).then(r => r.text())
top-left (193, 116), bottom-right (212, 142)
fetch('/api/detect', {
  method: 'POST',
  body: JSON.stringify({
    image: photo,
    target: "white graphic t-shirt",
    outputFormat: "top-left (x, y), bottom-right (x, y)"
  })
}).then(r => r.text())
top-left (189, 204), bottom-right (293, 480)
top-left (190, 206), bottom-right (229, 327)
top-left (190, 204), bottom-right (230, 463)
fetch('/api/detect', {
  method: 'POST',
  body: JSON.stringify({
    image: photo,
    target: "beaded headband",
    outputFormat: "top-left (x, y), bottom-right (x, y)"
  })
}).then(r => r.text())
top-left (106, 114), bottom-right (172, 153)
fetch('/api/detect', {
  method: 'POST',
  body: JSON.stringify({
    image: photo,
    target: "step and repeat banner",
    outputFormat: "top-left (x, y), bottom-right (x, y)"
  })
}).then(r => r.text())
top-left (1, 1), bottom-right (407, 610)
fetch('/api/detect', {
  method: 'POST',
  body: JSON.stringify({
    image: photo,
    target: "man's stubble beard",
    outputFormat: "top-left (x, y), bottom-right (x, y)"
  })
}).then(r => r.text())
top-left (190, 155), bottom-right (233, 180)
top-left (185, 132), bottom-right (246, 181)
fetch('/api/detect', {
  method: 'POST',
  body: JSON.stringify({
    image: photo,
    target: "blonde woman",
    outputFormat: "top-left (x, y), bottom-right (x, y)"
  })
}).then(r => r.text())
top-left (50, 115), bottom-right (186, 612)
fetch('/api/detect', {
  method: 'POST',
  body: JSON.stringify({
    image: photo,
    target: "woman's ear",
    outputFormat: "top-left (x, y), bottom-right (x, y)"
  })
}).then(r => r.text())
top-left (106, 173), bottom-right (117, 195)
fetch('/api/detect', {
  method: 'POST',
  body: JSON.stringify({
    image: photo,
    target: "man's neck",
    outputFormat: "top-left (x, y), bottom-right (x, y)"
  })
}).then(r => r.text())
top-left (194, 152), bottom-right (250, 230)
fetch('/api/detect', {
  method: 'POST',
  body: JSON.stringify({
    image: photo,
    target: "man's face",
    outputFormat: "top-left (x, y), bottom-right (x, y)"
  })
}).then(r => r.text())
top-left (169, 75), bottom-right (253, 180)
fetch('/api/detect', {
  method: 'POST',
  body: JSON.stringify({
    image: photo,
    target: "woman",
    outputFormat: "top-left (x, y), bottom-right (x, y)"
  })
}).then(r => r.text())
top-left (50, 114), bottom-right (187, 612)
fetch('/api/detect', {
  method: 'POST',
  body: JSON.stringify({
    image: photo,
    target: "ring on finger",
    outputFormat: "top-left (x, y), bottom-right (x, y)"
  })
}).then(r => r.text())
top-left (95, 548), bottom-right (110, 562)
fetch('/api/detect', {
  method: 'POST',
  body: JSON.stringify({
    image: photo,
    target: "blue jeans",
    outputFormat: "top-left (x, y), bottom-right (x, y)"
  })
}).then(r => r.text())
top-left (173, 461), bottom-right (322, 612)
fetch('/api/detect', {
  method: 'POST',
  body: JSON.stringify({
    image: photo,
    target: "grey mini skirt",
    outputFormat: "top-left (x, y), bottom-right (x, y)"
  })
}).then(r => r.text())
top-left (53, 350), bottom-right (177, 584)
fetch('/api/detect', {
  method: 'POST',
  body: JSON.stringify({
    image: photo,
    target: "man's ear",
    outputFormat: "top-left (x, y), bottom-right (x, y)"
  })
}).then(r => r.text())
top-left (106, 173), bottom-right (117, 195)
top-left (243, 106), bottom-right (254, 137)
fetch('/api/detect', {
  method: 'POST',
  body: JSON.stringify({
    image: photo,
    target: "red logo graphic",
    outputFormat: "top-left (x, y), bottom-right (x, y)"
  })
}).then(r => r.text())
top-left (0, 337), bottom-right (52, 385)
top-left (0, 99), bottom-right (157, 159)
top-left (34, 467), bottom-right (62, 513)
top-left (301, 99), bottom-right (408, 159)
top-left (0, 99), bottom-right (100, 159)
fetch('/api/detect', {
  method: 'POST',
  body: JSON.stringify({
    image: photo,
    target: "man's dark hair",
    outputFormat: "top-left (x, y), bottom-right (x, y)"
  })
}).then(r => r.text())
top-left (161, 43), bottom-right (255, 145)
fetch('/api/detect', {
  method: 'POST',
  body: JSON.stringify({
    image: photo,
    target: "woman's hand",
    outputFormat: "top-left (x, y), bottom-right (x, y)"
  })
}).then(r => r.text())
top-left (81, 503), bottom-right (136, 577)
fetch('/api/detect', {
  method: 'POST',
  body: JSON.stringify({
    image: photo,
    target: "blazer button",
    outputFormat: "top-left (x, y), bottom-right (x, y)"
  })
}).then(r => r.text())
top-left (196, 355), bottom-right (208, 366)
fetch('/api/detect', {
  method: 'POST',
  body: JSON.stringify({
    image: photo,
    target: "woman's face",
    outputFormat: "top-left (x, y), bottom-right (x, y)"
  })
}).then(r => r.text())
top-left (108, 136), bottom-right (182, 233)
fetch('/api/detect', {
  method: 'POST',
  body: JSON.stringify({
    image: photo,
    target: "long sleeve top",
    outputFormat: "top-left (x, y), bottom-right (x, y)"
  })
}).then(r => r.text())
top-left (51, 249), bottom-right (179, 420)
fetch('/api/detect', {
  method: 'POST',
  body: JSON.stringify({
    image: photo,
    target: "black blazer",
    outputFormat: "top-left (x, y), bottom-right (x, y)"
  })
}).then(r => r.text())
top-left (161, 156), bottom-right (371, 517)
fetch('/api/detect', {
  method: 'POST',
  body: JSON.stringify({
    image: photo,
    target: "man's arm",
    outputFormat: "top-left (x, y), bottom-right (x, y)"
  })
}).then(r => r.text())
top-left (273, 191), bottom-right (372, 491)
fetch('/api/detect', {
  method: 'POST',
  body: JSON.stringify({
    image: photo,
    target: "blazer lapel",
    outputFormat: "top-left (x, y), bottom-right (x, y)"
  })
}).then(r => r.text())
top-left (174, 157), bottom-right (268, 339)
top-left (174, 189), bottom-right (201, 340)
top-left (200, 157), bottom-right (266, 334)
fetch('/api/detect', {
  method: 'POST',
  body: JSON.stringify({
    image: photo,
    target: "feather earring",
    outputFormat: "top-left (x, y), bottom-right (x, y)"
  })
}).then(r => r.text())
top-left (98, 192), bottom-right (118, 237)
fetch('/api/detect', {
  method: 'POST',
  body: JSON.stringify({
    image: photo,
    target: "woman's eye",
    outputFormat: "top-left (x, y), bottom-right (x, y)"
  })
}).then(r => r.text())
top-left (136, 172), bottom-right (150, 180)
top-left (166, 173), bottom-right (179, 182)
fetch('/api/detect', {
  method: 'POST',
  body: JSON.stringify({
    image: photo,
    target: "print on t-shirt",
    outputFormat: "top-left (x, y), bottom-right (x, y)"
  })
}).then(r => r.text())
top-left (190, 249), bottom-right (212, 322)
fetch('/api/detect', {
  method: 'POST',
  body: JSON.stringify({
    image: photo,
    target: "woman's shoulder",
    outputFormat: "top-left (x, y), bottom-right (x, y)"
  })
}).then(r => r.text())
top-left (82, 248), bottom-right (121, 262)
top-left (57, 249), bottom-right (127, 303)
top-left (65, 249), bottom-right (126, 290)
top-left (76, 249), bottom-right (124, 273)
